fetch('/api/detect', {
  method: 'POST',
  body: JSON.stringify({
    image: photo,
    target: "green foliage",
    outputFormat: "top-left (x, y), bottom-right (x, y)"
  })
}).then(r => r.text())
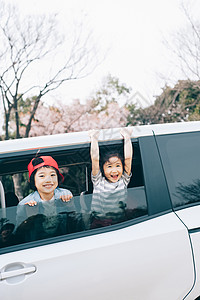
top-left (127, 80), bottom-right (200, 126)
top-left (17, 95), bottom-right (37, 114)
top-left (90, 74), bottom-right (132, 112)
top-left (4, 95), bottom-right (38, 138)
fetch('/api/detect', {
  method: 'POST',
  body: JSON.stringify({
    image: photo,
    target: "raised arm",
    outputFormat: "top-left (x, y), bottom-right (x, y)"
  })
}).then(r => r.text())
top-left (88, 130), bottom-right (100, 176)
top-left (120, 127), bottom-right (133, 176)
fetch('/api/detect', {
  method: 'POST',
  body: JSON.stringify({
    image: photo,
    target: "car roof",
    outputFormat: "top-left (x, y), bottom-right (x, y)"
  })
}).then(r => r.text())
top-left (0, 121), bottom-right (200, 155)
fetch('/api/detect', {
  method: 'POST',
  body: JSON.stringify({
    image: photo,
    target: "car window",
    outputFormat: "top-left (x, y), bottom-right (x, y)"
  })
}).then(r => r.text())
top-left (0, 141), bottom-right (148, 251)
top-left (156, 131), bottom-right (200, 208)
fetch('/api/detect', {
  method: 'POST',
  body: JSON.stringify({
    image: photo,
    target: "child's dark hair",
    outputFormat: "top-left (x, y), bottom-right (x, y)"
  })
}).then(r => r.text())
top-left (100, 151), bottom-right (124, 177)
top-left (29, 157), bottom-right (61, 191)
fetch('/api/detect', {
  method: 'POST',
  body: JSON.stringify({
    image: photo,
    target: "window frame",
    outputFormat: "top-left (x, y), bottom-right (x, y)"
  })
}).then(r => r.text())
top-left (0, 136), bottom-right (172, 255)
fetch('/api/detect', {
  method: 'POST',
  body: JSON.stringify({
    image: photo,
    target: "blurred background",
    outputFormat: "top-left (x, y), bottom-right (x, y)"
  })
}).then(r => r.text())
top-left (0, 0), bottom-right (200, 139)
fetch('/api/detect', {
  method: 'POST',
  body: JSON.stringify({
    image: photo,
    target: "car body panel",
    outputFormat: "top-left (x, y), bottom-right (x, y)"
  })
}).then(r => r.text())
top-left (176, 206), bottom-right (200, 300)
top-left (184, 232), bottom-right (200, 300)
top-left (0, 212), bottom-right (194, 300)
top-left (1, 120), bottom-right (200, 156)
top-left (176, 206), bottom-right (200, 230)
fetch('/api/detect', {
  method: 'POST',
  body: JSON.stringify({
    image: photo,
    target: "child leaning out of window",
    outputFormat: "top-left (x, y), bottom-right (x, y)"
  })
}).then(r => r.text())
top-left (88, 128), bottom-right (133, 228)
top-left (16, 156), bottom-right (73, 228)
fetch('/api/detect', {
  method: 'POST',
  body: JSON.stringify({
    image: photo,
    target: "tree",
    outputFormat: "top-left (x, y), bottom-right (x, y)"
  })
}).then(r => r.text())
top-left (0, 1), bottom-right (99, 140)
top-left (89, 74), bottom-right (132, 111)
top-left (11, 75), bottom-right (130, 136)
top-left (20, 99), bottom-right (98, 136)
top-left (5, 74), bottom-right (130, 199)
top-left (17, 98), bottom-right (129, 137)
top-left (164, 1), bottom-right (200, 81)
top-left (126, 2), bottom-right (200, 127)
top-left (126, 80), bottom-right (200, 126)
top-left (85, 74), bottom-right (131, 129)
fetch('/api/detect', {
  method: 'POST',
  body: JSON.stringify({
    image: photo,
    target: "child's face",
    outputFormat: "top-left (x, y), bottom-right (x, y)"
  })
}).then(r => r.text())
top-left (103, 156), bottom-right (123, 183)
top-left (34, 166), bottom-right (58, 200)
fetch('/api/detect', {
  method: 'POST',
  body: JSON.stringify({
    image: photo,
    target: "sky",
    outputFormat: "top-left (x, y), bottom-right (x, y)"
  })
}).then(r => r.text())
top-left (4, 0), bottom-right (200, 108)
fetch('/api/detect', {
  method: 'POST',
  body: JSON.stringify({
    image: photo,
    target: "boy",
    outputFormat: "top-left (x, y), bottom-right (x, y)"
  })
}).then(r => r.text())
top-left (16, 156), bottom-right (73, 228)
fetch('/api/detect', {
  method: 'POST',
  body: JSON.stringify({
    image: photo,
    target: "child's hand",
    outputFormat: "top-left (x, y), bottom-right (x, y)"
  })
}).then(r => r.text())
top-left (25, 200), bottom-right (37, 206)
top-left (88, 129), bottom-right (100, 140)
top-left (120, 127), bottom-right (133, 139)
top-left (60, 194), bottom-right (73, 202)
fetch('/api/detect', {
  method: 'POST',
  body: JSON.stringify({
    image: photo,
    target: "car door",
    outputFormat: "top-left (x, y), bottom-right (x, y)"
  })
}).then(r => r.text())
top-left (155, 129), bottom-right (200, 300)
top-left (0, 210), bottom-right (194, 300)
top-left (0, 134), bottom-right (195, 300)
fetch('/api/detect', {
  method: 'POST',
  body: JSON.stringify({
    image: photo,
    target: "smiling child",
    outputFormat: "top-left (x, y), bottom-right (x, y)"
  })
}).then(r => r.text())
top-left (88, 128), bottom-right (133, 227)
top-left (16, 156), bottom-right (73, 229)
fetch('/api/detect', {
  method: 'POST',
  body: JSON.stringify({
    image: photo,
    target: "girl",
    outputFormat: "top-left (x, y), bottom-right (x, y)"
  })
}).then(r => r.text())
top-left (89, 128), bottom-right (133, 227)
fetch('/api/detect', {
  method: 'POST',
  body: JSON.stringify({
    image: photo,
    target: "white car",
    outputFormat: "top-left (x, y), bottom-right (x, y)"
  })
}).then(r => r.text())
top-left (0, 122), bottom-right (200, 300)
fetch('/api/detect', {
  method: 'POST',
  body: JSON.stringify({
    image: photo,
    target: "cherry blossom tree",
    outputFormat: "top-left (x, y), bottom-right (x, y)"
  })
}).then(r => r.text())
top-left (20, 75), bottom-right (131, 136)
top-left (7, 74), bottom-right (131, 137)
top-left (20, 99), bottom-right (129, 137)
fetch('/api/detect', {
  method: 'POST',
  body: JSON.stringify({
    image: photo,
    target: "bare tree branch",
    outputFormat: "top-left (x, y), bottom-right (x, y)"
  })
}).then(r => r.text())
top-left (163, 2), bottom-right (200, 81)
top-left (0, 0), bottom-right (101, 139)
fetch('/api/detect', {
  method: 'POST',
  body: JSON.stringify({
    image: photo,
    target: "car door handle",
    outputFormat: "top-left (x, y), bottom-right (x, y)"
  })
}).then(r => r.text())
top-left (0, 263), bottom-right (36, 281)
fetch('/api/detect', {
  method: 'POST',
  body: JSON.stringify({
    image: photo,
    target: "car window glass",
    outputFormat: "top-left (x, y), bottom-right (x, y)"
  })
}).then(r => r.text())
top-left (156, 132), bottom-right (200, 208)
top-left (0, 142), bottom-right (148, 251)
top-left (0, 187), bottom-right (148, 249)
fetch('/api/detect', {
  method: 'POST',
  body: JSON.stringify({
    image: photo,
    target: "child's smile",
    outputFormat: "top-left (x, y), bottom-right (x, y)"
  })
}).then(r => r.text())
top-left (34, 167), bottom-right (58, 200)
top-left (103, 156), bottom-right (123, 183)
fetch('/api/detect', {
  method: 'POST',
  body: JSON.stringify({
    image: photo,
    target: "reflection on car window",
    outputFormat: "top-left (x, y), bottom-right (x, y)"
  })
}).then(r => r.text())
top-left (15, 198), bottom-right (83, 244)
top-left (0, 142), bottom-right (148, 250)
top-left (156, 132), bottom-right (200, 208)
top-left (0, 187), bottom-right (148, 249)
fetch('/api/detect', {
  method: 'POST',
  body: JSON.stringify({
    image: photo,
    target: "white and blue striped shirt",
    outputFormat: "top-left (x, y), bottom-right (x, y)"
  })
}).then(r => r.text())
top-left (91, 171), bottom-right (131, 221)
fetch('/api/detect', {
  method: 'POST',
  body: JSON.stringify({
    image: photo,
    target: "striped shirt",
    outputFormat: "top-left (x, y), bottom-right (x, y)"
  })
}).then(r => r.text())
top-left (91, 171), bottom-right (131, 222)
